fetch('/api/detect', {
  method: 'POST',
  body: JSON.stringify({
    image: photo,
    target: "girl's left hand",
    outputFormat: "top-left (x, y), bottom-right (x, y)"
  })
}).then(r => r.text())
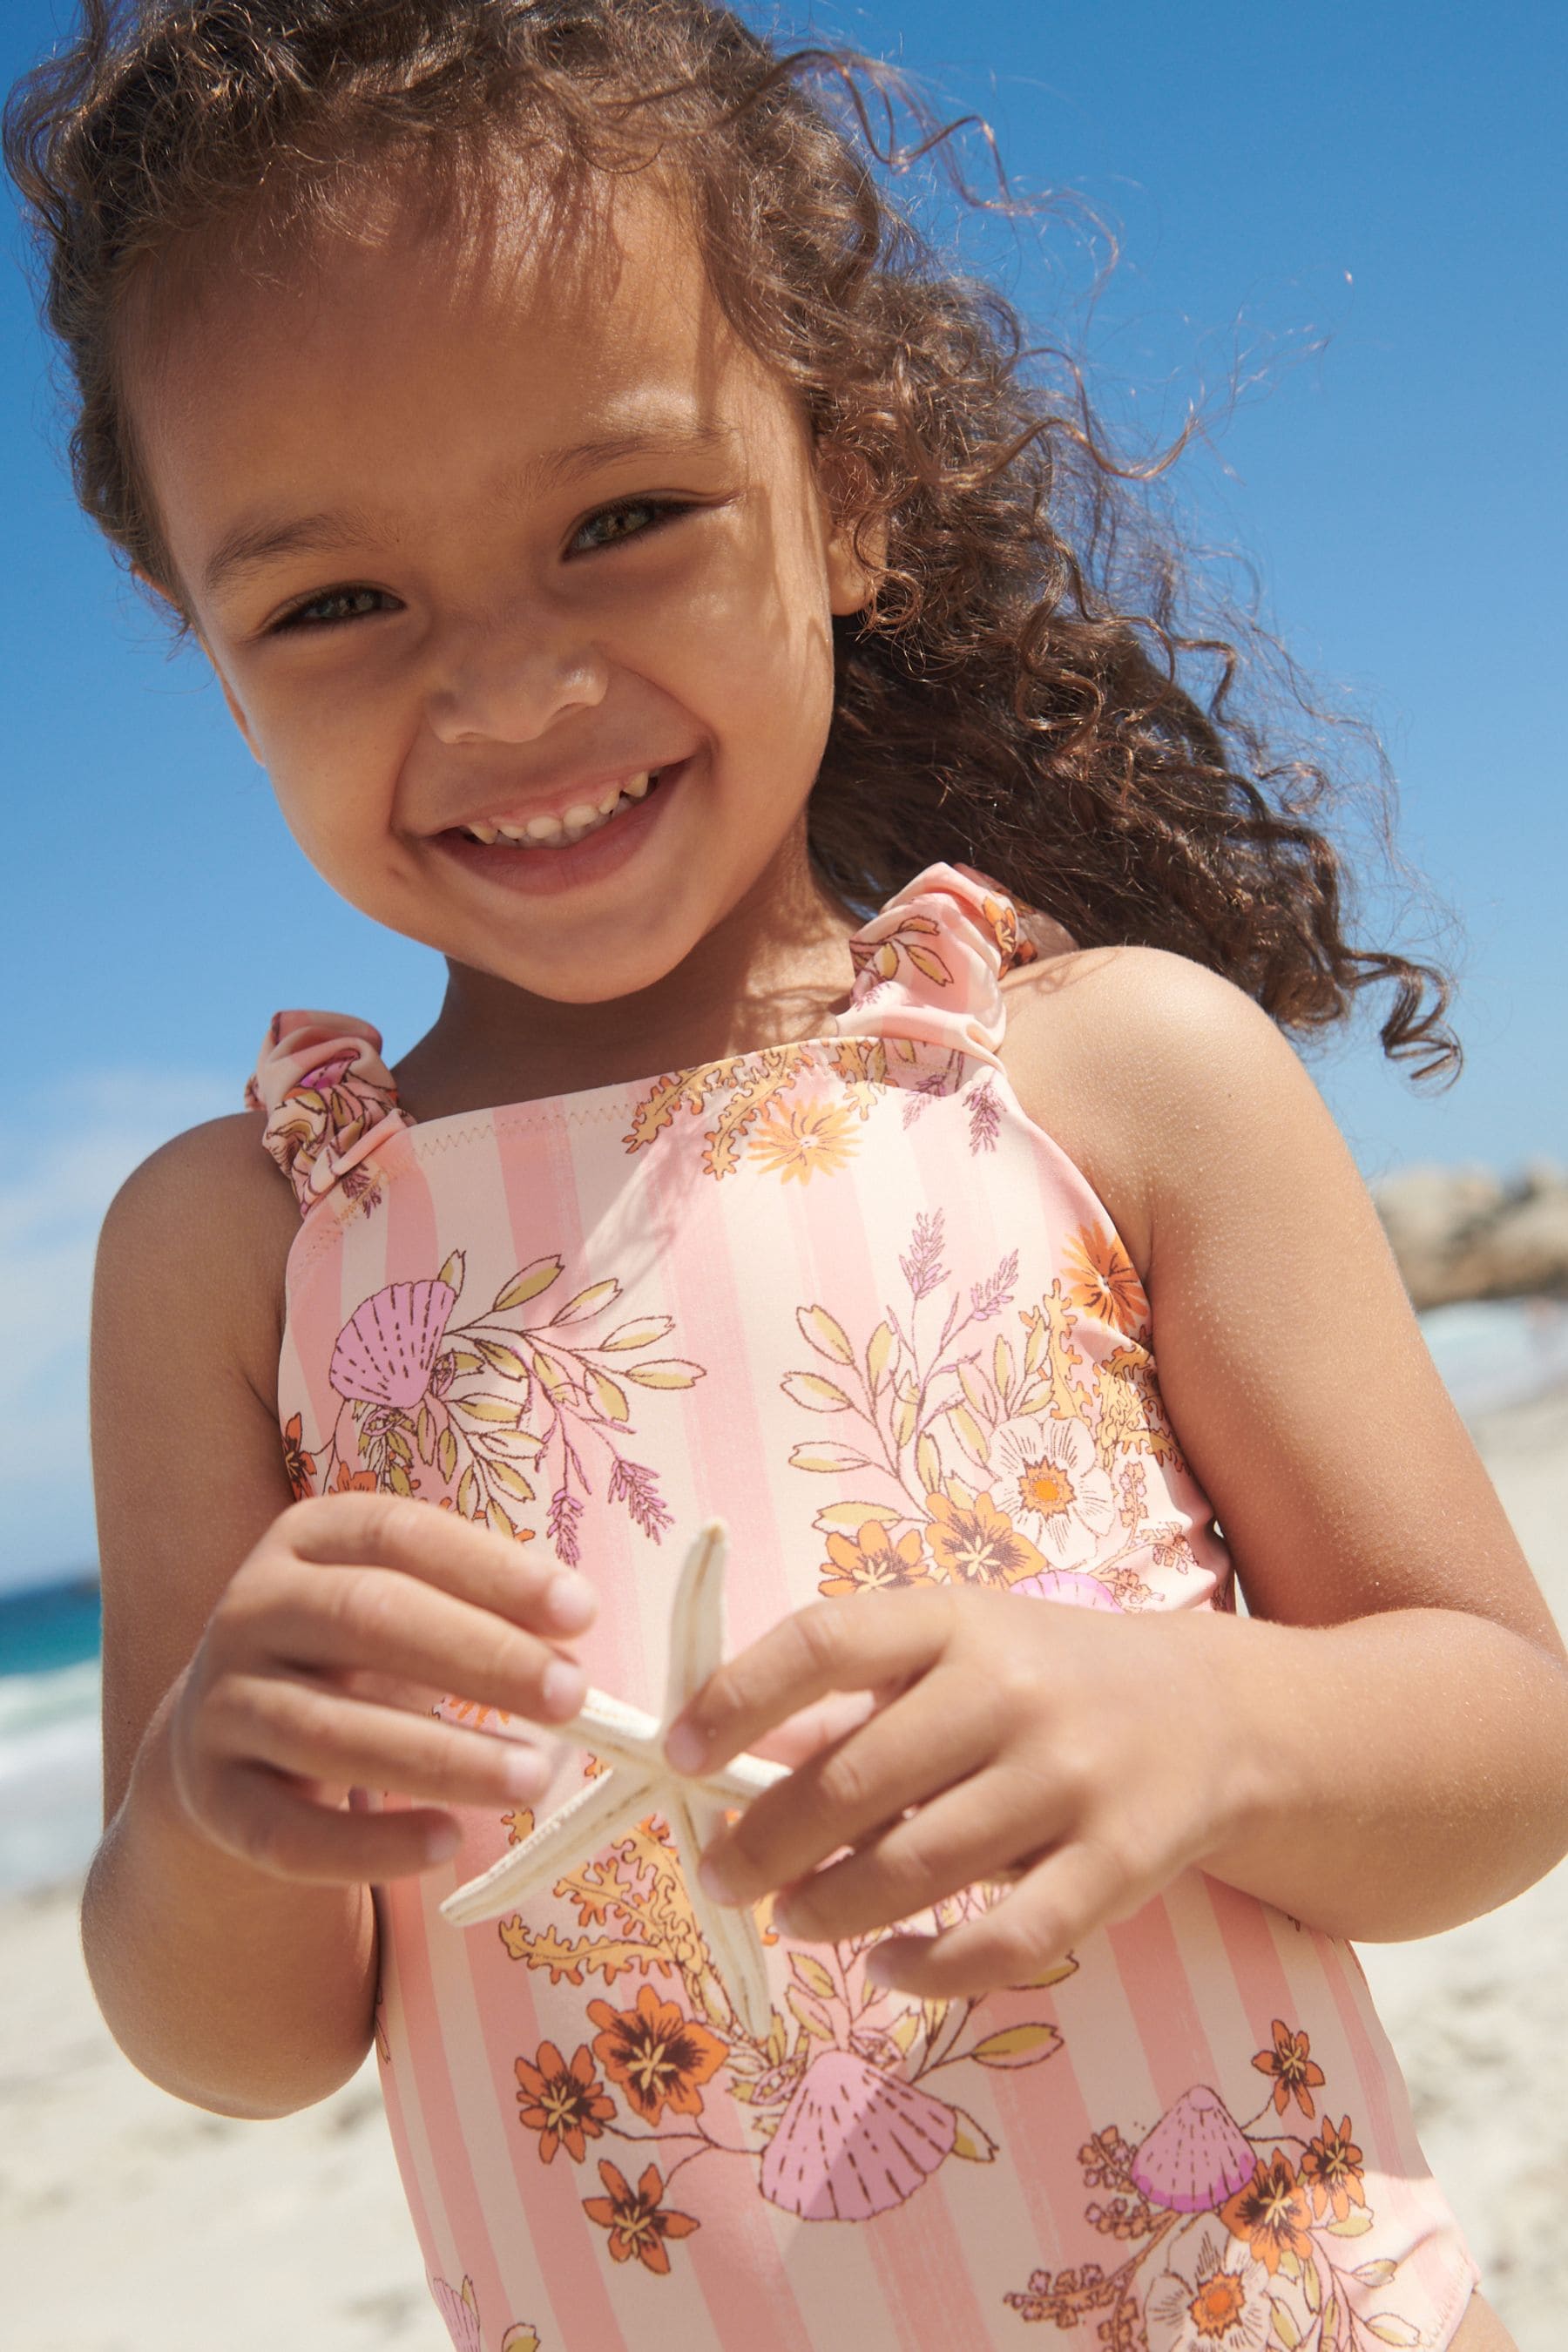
top-left (663, 1585), bottom-right (1264, 1999)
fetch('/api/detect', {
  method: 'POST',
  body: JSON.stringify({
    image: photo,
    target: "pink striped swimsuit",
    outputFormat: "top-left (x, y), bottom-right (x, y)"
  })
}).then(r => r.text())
top-left (250, 862), bottom-right (1479, 2352)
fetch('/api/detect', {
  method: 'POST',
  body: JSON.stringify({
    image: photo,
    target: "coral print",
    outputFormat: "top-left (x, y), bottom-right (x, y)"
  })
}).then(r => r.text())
top-left (1004, 2031), bottom-right (1416, 2350)
top-left (286, 1249), bottom-right (703, 1557)
top-left (781, 1205), bottom-right (1195, 1612)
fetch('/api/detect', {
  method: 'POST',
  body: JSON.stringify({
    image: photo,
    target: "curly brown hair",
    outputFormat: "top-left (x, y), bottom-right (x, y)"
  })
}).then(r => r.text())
top-left (5, 0), bottom-right (1456, 1073)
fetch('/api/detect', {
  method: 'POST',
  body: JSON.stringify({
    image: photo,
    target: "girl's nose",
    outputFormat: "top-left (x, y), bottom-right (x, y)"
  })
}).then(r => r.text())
top-left (424, 616), bottom-right (610, 747)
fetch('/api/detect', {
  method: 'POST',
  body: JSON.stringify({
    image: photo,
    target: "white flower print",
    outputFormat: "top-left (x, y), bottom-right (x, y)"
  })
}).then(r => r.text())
top-left (1145, 2229), bottom-right (1271, 2352)
top-left (989, 1414), bottom-right (1117, 1567)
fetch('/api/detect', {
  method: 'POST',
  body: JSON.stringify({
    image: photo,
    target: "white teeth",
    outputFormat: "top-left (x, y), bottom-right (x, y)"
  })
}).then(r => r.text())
top-left (460, 768), bottom-right (666, 850)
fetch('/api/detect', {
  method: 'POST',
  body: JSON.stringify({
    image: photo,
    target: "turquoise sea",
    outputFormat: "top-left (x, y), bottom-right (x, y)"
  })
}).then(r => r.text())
top-left (3, 1297), bottom-right (1565, 1899)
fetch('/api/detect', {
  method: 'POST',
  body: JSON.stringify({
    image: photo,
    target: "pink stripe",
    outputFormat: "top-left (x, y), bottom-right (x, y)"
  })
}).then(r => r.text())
top-left (863, 2179), bottom-right (1007, 2346)
top-left (1108, 1892), bottom-right (1220, 2108)
top-left (452, 1893), bottom-right (632, 2352)
top-left (389, 1880), bottom-right (519, 2331)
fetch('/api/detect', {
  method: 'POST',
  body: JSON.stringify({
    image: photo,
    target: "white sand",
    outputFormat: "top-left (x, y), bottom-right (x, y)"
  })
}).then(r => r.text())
top-left (4, 1395), bottom-right (1565, 2352)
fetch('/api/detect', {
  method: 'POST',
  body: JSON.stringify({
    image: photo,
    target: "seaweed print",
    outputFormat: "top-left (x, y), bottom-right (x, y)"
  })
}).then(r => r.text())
top-left (289, 1249), bottom-right (703, 1558)
top-left (781, 1208), bottom-right (1198, 1612)
top-left (494, 1783), bottom-right (1076, 2273)
top-left (1005, 2025), bottom-right (1416, 2352)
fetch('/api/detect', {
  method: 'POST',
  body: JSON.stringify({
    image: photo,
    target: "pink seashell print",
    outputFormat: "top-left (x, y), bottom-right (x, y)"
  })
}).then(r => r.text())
top-left (1010, 1567), bottom-right (1123, 1611)
top-left (430, 2273), bottom-right (483, 2352)
top-left (759, 2046), bottom-right (956, 2220)
top-left (1129, 2084), bottom-right (1257, 2213)
top-left (330, 1279), bottom-right (458, 1409)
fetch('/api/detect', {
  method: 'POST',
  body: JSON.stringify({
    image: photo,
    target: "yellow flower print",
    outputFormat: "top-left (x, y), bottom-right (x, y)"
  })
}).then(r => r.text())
top-left (747, 1098), bottom-right (861, 1184)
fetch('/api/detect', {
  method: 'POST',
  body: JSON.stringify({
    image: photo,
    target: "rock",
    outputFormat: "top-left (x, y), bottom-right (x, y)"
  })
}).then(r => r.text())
top-left (1375, 1162), bottom-right (1568, 1308)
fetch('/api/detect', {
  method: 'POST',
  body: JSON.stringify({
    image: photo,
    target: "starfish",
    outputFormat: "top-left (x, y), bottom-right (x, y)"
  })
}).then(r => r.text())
top-left (441, 1520), bottom-right (789, 2039)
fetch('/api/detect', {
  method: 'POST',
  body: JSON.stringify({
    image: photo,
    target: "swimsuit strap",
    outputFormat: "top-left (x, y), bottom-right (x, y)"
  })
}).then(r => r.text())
top-left (834, 860), bottom-right (1032, 1068)
top-left (245, 1010), bottom-right (413, 1220)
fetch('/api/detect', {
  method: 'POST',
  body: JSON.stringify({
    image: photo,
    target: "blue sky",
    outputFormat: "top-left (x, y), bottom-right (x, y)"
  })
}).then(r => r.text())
top-left (3, 0), bottom-right (1564, 1589)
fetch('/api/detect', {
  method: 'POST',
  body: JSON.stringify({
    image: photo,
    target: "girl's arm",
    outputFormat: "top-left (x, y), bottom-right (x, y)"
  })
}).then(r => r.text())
top-left (668, 947), bottom-right (1568, 1995)
top-left (85, 1116), bottom-right (596, 2117)
top-left (86, 1116), bottom-right (374, 2116)
top-left (1013, 943), bottom-right (1568, 1938)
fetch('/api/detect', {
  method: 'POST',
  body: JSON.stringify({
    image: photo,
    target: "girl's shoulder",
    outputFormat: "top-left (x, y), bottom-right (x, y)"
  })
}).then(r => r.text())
top-left (997, 937), bottom-right (1335, 1286)
top-left (95, 1108), bottom-right (300, 1406)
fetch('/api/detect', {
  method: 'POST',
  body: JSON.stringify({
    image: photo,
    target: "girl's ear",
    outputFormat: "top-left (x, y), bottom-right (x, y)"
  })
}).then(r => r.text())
top-left (814, 442), bottom-right (887, 618)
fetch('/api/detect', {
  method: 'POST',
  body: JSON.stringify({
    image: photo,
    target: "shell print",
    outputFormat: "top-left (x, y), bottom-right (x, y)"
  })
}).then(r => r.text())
top-left (1129, 2085), bottom-right (1258, 2213)
top-left (759, 2047), bottom-right (958, 2220)
top-left (328, 1277), bottom-right (458, 1409)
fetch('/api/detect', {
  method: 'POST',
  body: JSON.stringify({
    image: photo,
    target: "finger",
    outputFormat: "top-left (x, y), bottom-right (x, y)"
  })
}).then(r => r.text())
top-left (211, 1765), bottom-right (467, 1883)
top-left (214, 1674), bottom-right (559, 1813)
top-left (665, 1589), bottom-right (958, 1771)
top-left (239, 1559), bottom-right (591, 1727)
top-left (279, 1492), bottom-right (598, 1635)
top-left (866, 1832), bottom-right (1146, 2001)
top-left (746, 1689), bottom-right (881, 1769)
top-left (698, 1664), bottom-right (993, 1904)
top-left (771, 1761), bottom-right (1067, 1943)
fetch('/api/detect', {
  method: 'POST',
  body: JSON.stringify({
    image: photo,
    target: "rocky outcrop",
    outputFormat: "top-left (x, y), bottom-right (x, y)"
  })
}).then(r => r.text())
top-left (1375, 1161), bottom-right (1568, 1309)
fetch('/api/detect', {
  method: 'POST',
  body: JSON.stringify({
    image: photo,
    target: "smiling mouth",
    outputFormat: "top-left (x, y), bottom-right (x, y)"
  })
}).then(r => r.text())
top-left (452, 767), bottom-right (672, 853)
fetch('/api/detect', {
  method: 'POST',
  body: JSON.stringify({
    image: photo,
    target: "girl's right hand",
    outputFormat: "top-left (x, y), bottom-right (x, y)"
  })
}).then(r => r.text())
top-left (166, 1493), bottom-right (598, 1886)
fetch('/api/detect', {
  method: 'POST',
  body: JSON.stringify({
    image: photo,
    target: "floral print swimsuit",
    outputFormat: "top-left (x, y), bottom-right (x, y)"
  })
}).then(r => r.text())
top-left (250, 863), bottom-right (1479, 2352)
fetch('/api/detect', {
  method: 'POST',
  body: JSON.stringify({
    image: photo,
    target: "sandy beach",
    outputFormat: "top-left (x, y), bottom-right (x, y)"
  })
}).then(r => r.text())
top-left (4, 1389), bottom-right (1565, 2352)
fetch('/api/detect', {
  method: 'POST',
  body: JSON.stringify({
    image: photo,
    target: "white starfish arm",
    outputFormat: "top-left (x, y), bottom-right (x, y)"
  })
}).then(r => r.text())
top-left (561, 1686), bottom-right (789, 1803)
top-left (666, 1782), bottom-right (775, 2043)
top-left (439, 1764), bottom-right (652, 1926)
top-left (664, 1519), bottom-right (728, 1721)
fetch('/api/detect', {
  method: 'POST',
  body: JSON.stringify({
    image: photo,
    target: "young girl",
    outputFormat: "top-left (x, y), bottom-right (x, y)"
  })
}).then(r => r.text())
top-left (10, 4), bottom-right (1565, 2349)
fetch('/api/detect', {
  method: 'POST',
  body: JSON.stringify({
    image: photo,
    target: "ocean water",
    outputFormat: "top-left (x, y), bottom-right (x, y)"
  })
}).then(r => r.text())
top-left (3, 1297), bottom-right (1565, 1900)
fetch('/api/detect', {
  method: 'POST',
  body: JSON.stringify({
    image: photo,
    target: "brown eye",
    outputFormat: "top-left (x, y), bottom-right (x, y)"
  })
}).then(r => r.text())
top-left (573, 499), bottom-right (689, 553)
top-left (274, 585), bottom-right (397, 632)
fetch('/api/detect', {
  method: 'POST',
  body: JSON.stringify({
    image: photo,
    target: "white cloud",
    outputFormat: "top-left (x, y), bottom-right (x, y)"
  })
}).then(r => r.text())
top-left (0, 1069), bottom-right (234, 1591)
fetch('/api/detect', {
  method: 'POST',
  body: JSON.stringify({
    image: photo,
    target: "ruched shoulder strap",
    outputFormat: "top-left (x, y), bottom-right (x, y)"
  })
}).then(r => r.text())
top-left (245, 1010), bottom-right (414, 1218)
top-left (834, 862), bottom-right (1034, 1067)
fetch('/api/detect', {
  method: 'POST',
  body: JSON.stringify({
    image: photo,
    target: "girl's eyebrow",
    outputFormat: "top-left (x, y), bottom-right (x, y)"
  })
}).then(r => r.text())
top-left (202, 422), bottom-right (739, 601)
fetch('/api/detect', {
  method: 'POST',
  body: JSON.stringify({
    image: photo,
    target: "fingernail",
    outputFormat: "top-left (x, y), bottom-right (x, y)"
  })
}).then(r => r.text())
top-left (544, 1571), bottom-right (597, 1632)
top-left (503, 1746), bottom-right (547, 1797)
top-left (541, 1658), bottom-right (586, 1719)
top-left (665, 1720), bottom-right (706, 1774)
top-left (863, 1945), bottom-right (896, 1987)
top-left (422, 1821), bottom-right (462, 1863)
top-left (698, 1848), bottom-right (740, 1904)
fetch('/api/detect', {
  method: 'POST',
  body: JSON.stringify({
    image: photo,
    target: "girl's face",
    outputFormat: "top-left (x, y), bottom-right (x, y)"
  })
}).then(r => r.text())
top-left (131, 166), bottom-right (871, 1004)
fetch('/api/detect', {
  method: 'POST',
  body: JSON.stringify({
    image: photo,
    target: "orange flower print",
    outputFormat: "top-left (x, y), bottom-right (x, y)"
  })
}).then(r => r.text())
top-left (747, 1098), bottom-right (860, 1184)
top-left (280, 1412), bottom-right (316, 1501)
top-left (1217, 2152), bottom-right (1315, 2276)
top-left (514, 2040), bottom-right (616, 2165)
top-left (1064, 1221), bottom-right (1149, 1337)
top-left (819, 1521), bottom-right (932, 1598)
top-left (1251, 2018), bottom-right (1327, 2119)
top-left (1301, 2112), bottom-right (1367, 2222)
top-left (586, 1984), bottom-right (727, 2126)
top-left (924, 1488), bottom-right (1047, 1588)
top-left (332, 1460), bottom-right (379, 1496)
top-left (582, 2157), bottom-right (700, 2274)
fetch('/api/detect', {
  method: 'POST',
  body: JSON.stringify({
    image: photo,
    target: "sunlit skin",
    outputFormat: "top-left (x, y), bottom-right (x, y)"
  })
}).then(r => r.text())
top-left (132, 166), bottom-right (878, 1106)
